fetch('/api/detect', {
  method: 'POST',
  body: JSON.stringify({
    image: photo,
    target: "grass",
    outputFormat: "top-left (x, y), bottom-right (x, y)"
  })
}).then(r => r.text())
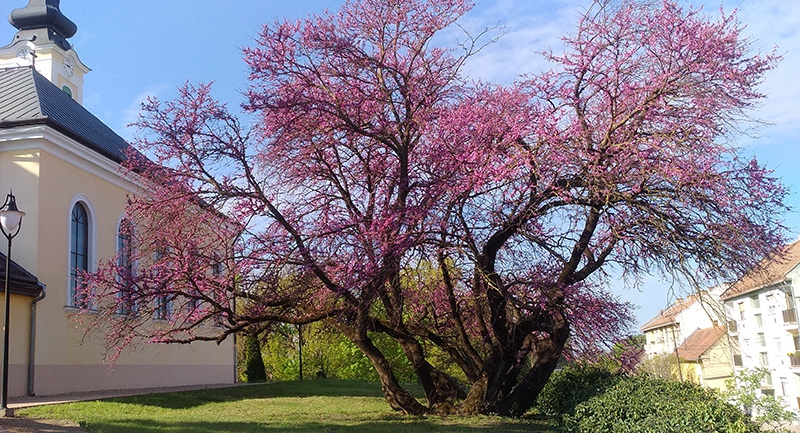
top-left (17, 379), bottom-right (560, 432)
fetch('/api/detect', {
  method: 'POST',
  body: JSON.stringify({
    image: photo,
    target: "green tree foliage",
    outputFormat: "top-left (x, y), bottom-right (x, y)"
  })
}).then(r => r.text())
top-left (241, 332), bottom-right (267, 383)
top-left (724, 368), bottom-right (798, 432)
top-left (564, 376), bottom-right (759, 433)
top-left (637, 352), bottom-right (684, 381)
top-left (536, 363), bottom-right (621, 423)
top-left (259, 322), bottom-right (417, 382)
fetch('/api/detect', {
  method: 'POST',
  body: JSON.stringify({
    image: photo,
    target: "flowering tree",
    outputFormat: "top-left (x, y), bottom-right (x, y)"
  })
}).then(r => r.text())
top-left (84, 0), bottom-right (785, 417)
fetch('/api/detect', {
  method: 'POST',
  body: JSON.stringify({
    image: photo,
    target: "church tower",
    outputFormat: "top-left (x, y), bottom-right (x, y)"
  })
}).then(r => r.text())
top-left (0, 0), bottom-right (90, 104)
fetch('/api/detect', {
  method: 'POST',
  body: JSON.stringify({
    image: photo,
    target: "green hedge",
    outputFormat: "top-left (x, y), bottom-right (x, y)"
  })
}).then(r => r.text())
top-left (536, 363), bottom-right (621, 421)
top-left (564, 376), bottom-right (759, 433)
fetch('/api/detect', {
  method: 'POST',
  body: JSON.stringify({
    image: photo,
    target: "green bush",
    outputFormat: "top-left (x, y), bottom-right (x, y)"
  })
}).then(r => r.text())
top-left (258, 322), bottom-right (416, 382)
top-left (536, 362), bottom-right (621, 421)
top-left (241, 333), bottom-right (267, 382)
top-left (564, 376), bottom-right (759, 433)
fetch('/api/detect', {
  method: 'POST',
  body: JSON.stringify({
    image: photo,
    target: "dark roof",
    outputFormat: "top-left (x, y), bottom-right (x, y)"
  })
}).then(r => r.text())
top-left (0, 66), bottom-right (132, 163)
top-left (676, 326), bottom-right (726, 361)
top-left (8, 0), bottom-right (77, 51)
top-left (721, 240), bottom-right (800, 301)
top-left (0, 251), bottom-right (42, 297)
top-left (640, 295), bottom-right (699, 332)
top-left (9, 0), bottom-right (77, 38)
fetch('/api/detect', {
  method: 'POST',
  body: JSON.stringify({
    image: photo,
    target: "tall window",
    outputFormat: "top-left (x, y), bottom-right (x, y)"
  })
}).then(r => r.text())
top-left (116, 218), bottom-right (135, 315)
top-left (153, 247), bottom-right (172, 321)
top-left (212, 260), bottom-right (225, 327)
top-left (69, 203), bottom-right (89, 307)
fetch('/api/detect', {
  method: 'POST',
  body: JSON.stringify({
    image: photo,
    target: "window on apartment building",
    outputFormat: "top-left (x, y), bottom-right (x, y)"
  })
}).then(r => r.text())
top-left (757, 333), bottom-right (766, 347)
top-left (786, 291), bottom-right (795, 309)
top-left (775, 338), bottom-right (783, 353)
top-left (116, 218), bottom-right (136, 315)
top-left (751, 295), bottom-right (760, 309)
top-left (767, 294), bottom-right (776, 314)
top-left (794, 336), bottom-right (800, 352)
top-left (759, 352), bottom-right (769, 367)
top-left (782, 378), bottom-right (789, 396)
top-left (755, 313), bottom-right (763, 328)
top-left (739, 302), bottom-right (745, 319)
top-left (69, 202), bottom-right (90, 308)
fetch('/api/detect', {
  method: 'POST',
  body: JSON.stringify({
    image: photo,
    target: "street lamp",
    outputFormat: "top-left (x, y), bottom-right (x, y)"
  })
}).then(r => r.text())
top-left (0, 191), bottom-right (25, 417)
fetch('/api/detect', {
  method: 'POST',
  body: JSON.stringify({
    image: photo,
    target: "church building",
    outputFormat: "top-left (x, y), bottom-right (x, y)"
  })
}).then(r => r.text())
top-left (0, 0), bottom-right (235, 397)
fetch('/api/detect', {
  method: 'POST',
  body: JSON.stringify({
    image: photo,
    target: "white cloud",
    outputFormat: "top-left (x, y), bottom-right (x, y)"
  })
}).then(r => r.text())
top-left (457, 0), bottom-right (583, 83)
top-left (117, 86), bottom-right (169, 141)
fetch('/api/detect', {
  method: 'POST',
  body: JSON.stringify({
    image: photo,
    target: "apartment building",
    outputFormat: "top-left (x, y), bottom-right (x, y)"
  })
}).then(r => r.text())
top-left (721, 240), bottom-right (800, 410)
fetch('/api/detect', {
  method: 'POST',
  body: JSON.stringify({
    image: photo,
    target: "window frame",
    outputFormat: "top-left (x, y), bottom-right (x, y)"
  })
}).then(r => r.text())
top-left (115, 217), bottom-right (137, 316)
top-left (67, 196), bottom-right (96, 309)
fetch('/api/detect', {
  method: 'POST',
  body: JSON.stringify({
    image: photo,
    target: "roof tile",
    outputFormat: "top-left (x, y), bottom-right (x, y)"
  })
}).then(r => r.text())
top-left (676, 326), bottom-right (726, 361)
top-left (0, 66), bottom-right (132, 163)
top-left (721, 240), bottom-right (800, 301)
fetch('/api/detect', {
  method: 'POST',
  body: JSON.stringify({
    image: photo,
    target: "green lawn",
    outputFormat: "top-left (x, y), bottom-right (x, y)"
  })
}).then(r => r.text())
top-left (18, 380), bottom-right (559, 432)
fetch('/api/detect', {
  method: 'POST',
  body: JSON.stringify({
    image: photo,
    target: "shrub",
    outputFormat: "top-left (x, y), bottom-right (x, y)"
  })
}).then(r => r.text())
top-left (724, 368), bottom-right (798, 432)
top-left (536, 362), bottom-right (621, 421)
top-left (241, 333), bottom-right (267, 382)
top-left (564, 376), bottom-right (759, 433)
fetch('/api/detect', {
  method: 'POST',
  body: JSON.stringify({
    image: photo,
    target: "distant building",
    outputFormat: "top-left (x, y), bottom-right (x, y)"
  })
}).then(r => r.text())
top-left (640, 284), bottom-right (733, 389)
top-left (675, 325), bottom-right (732, 389)
top-left (721, 240), bottom-right (800, 410)
top-left (0, 0), bottom-right (235, 397)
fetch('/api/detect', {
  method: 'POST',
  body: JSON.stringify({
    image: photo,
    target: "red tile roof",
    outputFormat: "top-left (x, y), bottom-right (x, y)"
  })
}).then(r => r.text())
top-left (640, 295), bottom-right (698, 332)
top-left (721, 240), bottom-right (800, 301)
top-left (676, 326), bottom-right (727, 361)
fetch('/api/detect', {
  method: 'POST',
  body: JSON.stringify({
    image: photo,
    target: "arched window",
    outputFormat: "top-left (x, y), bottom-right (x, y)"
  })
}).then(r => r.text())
top-left (153, 247), bottom-right (172, 321)
top-left (116, 218), bottom-right (135, 315)
top-left (69, 202), bottom-right (89, 307)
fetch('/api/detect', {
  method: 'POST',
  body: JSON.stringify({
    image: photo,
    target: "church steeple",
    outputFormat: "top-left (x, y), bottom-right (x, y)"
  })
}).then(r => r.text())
top-left (0, 0), bottom-right (89, 104)
top-left (9, 0), bottom-right (77, 51)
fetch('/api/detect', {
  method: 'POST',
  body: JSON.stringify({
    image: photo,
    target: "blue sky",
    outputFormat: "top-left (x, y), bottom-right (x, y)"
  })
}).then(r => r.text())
top-left (2, 0), bottom-right (797, 329)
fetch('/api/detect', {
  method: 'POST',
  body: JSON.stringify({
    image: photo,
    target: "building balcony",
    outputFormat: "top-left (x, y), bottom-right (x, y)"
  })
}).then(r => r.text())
top-left (783, 308), bottom-right (797, 324)
top-left (789, 352), bottom-right (800, 368)
top-left (784, 309), bottom-right (800, 334)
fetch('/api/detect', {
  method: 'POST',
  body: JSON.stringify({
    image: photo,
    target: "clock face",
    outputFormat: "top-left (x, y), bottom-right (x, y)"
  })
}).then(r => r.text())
top-left (15, 48), bottom-right (33, 67)
top-left (63, 56), bottom-right (74, 77)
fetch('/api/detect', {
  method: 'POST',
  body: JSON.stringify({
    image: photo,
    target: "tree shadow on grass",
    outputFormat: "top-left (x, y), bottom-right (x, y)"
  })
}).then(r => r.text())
top-left (84, 418), bottom-right (558, 433)
top-left (0, 417), bottom-right (87, 433)
top-left (112, 380), bottom-right (415, 410)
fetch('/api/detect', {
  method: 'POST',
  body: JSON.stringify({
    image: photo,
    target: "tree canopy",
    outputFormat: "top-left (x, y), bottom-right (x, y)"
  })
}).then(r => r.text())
top-left (83, 0), bottom-right (785, 416)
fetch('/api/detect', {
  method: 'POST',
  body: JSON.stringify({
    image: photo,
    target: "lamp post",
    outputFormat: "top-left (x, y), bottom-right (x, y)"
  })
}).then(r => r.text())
top-left (0, 191), bottom-right (25, 417)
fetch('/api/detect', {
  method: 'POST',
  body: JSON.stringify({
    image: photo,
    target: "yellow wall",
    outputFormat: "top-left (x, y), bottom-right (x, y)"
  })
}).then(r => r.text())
top-left (0, 142), bottom-right (235, 397)
top-left (698, 339), bottom-right (734, 391)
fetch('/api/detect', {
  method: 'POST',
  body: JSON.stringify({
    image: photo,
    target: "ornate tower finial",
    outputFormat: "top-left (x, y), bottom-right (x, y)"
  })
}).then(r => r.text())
top-left (8, 0), bottom-right (77, 50)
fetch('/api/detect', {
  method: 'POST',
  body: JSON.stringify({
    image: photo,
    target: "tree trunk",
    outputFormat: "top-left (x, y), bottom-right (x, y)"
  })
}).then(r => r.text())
top-left (394, 335), bottom-right (466, 407)
top-left (495, 320), bottom-right (570, 417)
top-left (354, 334), bottom-right (428, 414)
